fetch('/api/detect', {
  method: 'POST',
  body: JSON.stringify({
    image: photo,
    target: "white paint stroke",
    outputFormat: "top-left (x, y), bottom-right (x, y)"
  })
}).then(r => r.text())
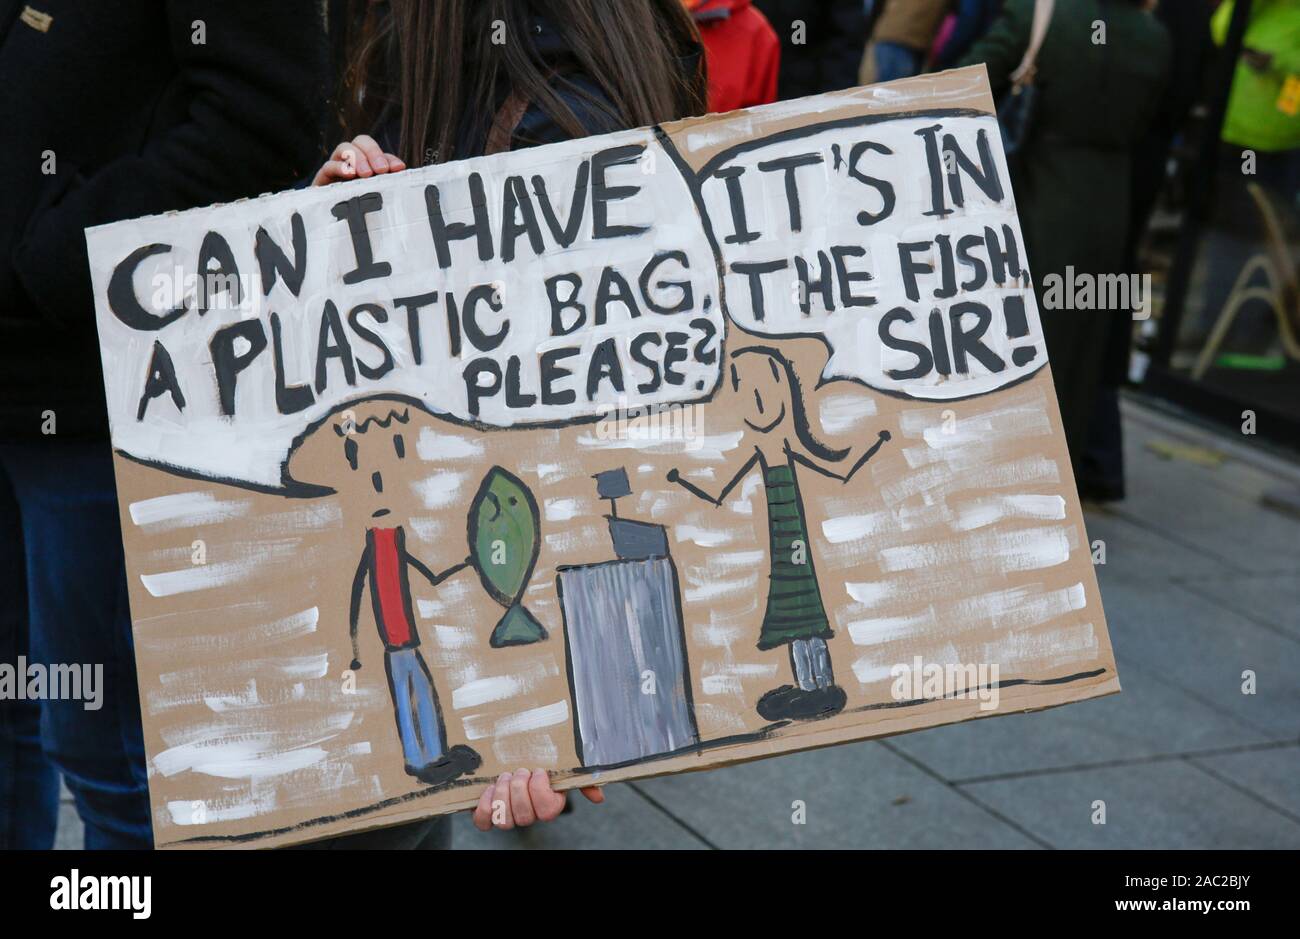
top-left (431, 624), bottom-right (477, 649)
top-left (416, 427), bottom-right (484, 461)
top-left (822, 511), bottom-right (888, 544)
top-left (705, 549), bottom-right (765, 571)
top-left (544, 528), bottom-right (605, 554)
top-left (413, 471), bottom-right (468, 509)
top-left (534, 462), bottom-right (569, 482)
top-left (166, 791), bottom-right (277, 825)
top-left (693, 622), bottom-right (744, 647)
top-left (464, 700), bottom-right (570, 740)
top-left (156, 741), bottom-right (330, 779)
top-left (129, 491), bottom-right (251, 530)
top-left (879, 455), bottom-right (1059, 506)
top-left (901, 393), bottom-right (1051, 449)
top-left (153, 711), bottom-right (355, 778)
top-left (544, 497), bottom-right (582, 522)
top-left (701, 674), bottom-right (743, 696)
top-left (690, 702), bottom-right (751, 733)
top-left (141, 560), bottom-right (254, 597)
top-left (846, 580), bottom-right (896, 607)
top-left (204, 680), bottom-right (259, 713)
top-left (852, 641), bottom-right (967, 688)
top-left (139, 540), bottom-right (315, 597)
top-left (251, 501), bottom-right (342, 534)
top-left (684, 572), bottom-right (758, 603)
top-left (157, 652), bottom-right (330, 687)
top-left (984, 621), bottom-right (1098, 670)
top-left (851, 656), bottom-right (899, 685)
top-left (951, 494), bottom-right (1066, 532)
top-left (139, 605), bottom-right (317, 656)
top-left (952, 582), bottom-right (1087, 631)
top-left (674, 525), bottom-right (737, 547)
top-left (574, 429), bottom-right (744, 461)
top-left (492, 733), bottom-right (559, 767)
top-left (701, 662), bottom-right (777, 695)
top-left (878, 524), bottom-right (1071, 574)
top-left (408, 517), bottom-right (443, 542)
top-left (453, 675), bottom-right (523, 710)
top-left (819, 391), bottom-right (877, 434)
top-left (846, 608), bottom-right (938, 646)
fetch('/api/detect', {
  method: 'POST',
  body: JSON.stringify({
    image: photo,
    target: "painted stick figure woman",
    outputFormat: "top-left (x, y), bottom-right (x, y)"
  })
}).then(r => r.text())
top-left (668, 346), bottom-right (890, 722)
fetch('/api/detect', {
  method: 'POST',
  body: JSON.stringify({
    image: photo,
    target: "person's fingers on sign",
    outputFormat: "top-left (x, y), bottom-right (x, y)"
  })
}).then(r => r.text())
top-left (312, 134), bottom-right (407, 186)
top-left (471, 768), bottom-right (604, 831)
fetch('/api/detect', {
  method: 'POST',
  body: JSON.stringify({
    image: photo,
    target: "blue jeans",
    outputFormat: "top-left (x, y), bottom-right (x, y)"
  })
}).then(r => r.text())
top-left (873, 41), bottom-right (924, 83)
top-left (0, 440), bottom-right (152, 849)
top-left (0, 480), bottom-right (58, 848)
top-left (384, 647), bottom-right (445, 769)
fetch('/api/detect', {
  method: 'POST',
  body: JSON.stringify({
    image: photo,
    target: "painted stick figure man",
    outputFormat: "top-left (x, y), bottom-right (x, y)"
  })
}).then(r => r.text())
top-left (668, 347), bottom-right (890, 722)
top-left (338, 409), bottom-right (482, 787)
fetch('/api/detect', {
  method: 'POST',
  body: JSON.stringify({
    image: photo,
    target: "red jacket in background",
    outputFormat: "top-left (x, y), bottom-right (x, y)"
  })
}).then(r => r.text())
top-left (689, 0), bottom-right (780, 113)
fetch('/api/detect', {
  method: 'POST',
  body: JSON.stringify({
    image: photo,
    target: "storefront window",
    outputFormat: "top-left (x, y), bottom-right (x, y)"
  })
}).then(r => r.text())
top-left (1146, 0), bottom-right (1300, 438)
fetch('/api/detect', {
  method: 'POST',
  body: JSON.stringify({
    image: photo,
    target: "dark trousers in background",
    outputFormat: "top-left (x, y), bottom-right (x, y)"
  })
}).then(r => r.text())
top-left (1078, 382), bottom-right (1126, 502)
top-left (0, 517), bottom-right (59, 848)
top-left (0, 440), bottom-right (153, 849)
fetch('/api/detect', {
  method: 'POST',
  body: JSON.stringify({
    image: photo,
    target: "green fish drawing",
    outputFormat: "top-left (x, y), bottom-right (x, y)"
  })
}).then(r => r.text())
top-left (468, 466), bottom-right (547, 647)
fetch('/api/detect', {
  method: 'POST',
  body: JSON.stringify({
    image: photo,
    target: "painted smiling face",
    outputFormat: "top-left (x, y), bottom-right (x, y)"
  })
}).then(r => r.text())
top-left (468, 466), bottom-right (539, 606)
top-left (730, 349), bottom-right (790, 436)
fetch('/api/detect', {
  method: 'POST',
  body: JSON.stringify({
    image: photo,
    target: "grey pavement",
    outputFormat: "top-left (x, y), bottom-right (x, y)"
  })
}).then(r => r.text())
top-left (55, 396), bottom-right (1300, 849)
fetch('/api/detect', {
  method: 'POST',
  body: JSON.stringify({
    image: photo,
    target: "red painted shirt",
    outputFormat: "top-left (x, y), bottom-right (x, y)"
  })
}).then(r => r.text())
top-left (368, 527), bottom-right (417, 649)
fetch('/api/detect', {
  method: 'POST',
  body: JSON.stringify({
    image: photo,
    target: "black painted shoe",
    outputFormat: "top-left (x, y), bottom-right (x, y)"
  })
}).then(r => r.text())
top-left (757, 684), bottom-right (847, 722)
top-left (414, 745), bottom-right (483, 787)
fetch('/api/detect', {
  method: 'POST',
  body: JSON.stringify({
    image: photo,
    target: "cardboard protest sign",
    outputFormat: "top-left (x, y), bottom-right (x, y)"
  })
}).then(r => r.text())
top-left (86, 66), bottom-right (1117, 848)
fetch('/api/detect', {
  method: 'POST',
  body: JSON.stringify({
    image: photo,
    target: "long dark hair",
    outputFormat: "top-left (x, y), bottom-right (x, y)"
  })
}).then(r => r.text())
top-left (337, 0), bottom-right (706, 166)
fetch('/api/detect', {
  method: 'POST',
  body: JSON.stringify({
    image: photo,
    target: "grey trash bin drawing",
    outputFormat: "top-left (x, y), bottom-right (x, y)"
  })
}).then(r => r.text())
top-left (558, 468), bottom-right (699, 768)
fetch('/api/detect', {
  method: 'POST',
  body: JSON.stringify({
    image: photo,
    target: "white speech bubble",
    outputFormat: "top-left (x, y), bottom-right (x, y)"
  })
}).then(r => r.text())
top-left (86, 127), bottom-right (724, 492)
top-left (696, 110), bottom-right (1047, 400)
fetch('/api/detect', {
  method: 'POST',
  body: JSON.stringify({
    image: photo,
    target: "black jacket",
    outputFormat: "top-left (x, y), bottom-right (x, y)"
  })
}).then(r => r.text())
top-left (754, 0), bottom-right (867, 101)
top-left (0, 0), bottom-right (328, 440)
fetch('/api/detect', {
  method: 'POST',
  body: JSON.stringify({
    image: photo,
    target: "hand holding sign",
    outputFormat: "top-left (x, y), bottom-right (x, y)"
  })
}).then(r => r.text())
top-left (314, 135), bottom-right (408, 186)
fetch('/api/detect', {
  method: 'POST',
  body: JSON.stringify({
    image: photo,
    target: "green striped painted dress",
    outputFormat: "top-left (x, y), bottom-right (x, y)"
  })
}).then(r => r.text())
top-left (757, 460), bottom-right (832, 650)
